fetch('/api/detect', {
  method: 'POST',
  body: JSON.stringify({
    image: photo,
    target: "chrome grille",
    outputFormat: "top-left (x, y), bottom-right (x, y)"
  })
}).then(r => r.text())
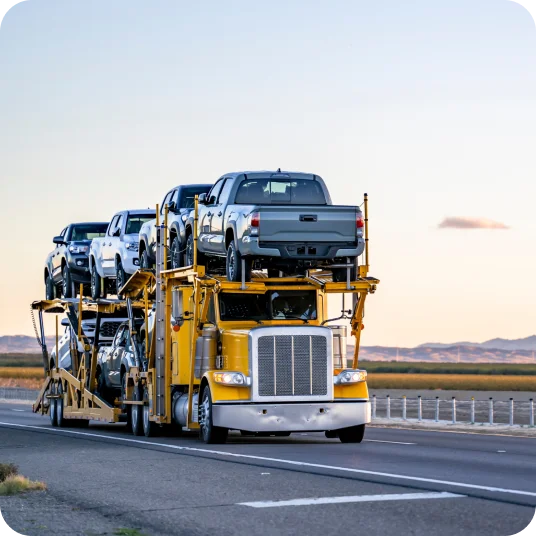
top-left (257, 334), bottom-right (328, 397)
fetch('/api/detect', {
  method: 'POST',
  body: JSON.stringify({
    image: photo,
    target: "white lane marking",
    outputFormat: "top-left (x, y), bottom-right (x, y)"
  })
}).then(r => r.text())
top-left (498, 450), bottom-right (506, 453)
top-left (261, 473), bottom-right (270, 475)
top-left (1, 421), bottom-right (535, 498)
top-left (11, 409), bottom-right (25, 412)
top-left (364, 439), bottom-right (415, 445)
top-left (239, 491), bottom-right (464, 508)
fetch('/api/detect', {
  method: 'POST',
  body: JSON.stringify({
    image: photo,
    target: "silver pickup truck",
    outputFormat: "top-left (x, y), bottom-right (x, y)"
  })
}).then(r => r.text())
top-left (184, 170), bottom-right (364, 281)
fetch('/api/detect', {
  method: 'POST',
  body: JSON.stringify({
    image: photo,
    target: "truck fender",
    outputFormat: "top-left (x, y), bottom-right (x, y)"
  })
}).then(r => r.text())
top-left (224, 221), bottom-right (239, 249)
top-left (89, 245), bottom-right (106, 279)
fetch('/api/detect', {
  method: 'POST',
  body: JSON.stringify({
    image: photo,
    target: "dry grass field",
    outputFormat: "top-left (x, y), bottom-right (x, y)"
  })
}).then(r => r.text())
top-left (0, 367), bottom-right (43, 389)
top-left (367, 373), bottom-right (536, 391)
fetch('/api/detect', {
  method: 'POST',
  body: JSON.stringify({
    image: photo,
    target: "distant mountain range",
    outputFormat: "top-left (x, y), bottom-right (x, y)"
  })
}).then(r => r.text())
top-left (1, 335), bottom-right (535, 363)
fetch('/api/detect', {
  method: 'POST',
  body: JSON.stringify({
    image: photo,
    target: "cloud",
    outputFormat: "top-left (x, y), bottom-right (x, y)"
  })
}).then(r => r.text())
top-left (438, 217), bottom-right (510, 230)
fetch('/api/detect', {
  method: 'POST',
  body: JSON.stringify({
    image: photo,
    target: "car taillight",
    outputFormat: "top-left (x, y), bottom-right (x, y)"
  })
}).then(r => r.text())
top-left (248, 212), bottom-right (260, 236)
top-left (356, 213), bottom-right (364, 234)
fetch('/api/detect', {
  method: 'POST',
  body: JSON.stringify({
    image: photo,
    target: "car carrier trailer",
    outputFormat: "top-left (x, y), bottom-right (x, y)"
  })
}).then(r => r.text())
top-left (31, 194), bottom-right (379, 443)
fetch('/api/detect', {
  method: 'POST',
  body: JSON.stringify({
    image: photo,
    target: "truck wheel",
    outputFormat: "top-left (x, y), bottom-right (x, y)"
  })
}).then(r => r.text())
top-left (61, 266), bottom-right (74, 298)
top-left (131, 383), bottom-right (143, 436)
top-left (45, 274), bottom-right (55, 300)
top-left (142, 386), bottom-right (157, 437)
top-left (338, 424), bottom-right (365, 443)
top-left (116, 261), bottom-right (127, 297)
top-left (170, 236), bottom-right (183, 269)
top-left (333, 260), bottom-right (357, 283)
top-left (226, 242), bottom-right (251, 283)
top-left (91, 265), bottom-right (104, 300)
top-left (140, 250), bottom-right (152, 270)
top-left (185, 234), bottom-right (206, 267)
top-left (48, 383), bottom-right (57, 427)
top-left (199, 386), bottom-right (228, 444)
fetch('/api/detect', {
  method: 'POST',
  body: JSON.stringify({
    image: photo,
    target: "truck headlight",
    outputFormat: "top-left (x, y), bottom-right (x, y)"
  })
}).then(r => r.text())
top-left (125, 242), bottom-right (139, 251)
top-left (214, 372), bottom-right (250, 386)
top-left (334, 369), bottom-right (367, 385)
top-left (69, 245), bottom-right (89, 254)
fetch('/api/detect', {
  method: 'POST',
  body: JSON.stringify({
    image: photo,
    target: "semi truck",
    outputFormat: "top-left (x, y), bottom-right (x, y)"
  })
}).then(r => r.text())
top-left (31, 195), bottom-right (378, 444)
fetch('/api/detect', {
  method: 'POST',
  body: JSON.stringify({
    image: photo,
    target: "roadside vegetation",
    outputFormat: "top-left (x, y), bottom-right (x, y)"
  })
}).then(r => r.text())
top-left (0, 367), bottom-right (44, 389)
top-left (0, 463), bottom-right (46, 496)
top-left (360, 361), bottom-right (536, 375)
top-left (0, 353), bottom-right (42, 367)
top-left (366, 373), bottom-right (536, 391)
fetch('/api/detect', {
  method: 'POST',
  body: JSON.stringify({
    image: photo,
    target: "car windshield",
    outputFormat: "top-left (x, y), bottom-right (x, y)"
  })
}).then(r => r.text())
top-left (70, 224), bottom-right (108, 241)
top-left (234, 179), bottom-right (326, 205)
top-left (125, 215), bottom-right (155, 235)
top-left (218, 291), bottom-right (317, 322)
top-left (179, 186), bottom-right (212, 209)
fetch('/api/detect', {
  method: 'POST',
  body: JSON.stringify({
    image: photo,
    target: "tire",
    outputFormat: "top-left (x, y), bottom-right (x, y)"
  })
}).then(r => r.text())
top-left (170, 236), bottom-right (183, 269)
top-left (116, 260), bottom-right (127, 298)
top-left (199, 386), bottom-right (228, 444)
top-left (140, 250), bottom-right (152, 270)
top-left (333, 259), bottom-right (357, 283)
top-left (325, 430), bottom-right (338, 439)
top-left (131, 383), bottom-right (143, 436)
top-left (185, 233), bottom-right (205, 267)
top-left (90, 264), bottom-right (105, 300)
top-left (48, 382), bottom-right (57, 427)
top-left (61, 266), bottom-right (74, 298)
top-left (142, 386), bottom-right (157, 437)
top-left (56, 382), bottom-right (65, 428)
top-left (226, 242), bottom-right (251, 283)
top-left (338, 424), bottom-right (366, 444)
top-left (121, 373), bottom-right (131, 428)
top-left (45, 273), bottom-right (55, 300)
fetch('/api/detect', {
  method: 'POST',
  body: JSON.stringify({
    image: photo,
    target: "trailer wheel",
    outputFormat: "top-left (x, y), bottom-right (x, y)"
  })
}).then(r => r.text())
top-left (337, 424), bottom-right (365, 443)
top-left (131, 383), bottom-right (143, 436)
top-left (48, 383), bottom-right (57, 427)
top-left (45, 274), bottom-right (55, 300)
top-left (56, 382), bottom-right (65, 428)
top-left (226, 242), bottom-right (251, 283)
top-left (142, 386), bottom-right (157, 437)
top-left (199, 387), bottom-right (228, 444)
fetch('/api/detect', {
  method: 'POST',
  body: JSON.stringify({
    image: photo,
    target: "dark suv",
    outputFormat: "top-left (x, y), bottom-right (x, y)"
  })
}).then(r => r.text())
top-left (44, 222), bottom-right (109, 299)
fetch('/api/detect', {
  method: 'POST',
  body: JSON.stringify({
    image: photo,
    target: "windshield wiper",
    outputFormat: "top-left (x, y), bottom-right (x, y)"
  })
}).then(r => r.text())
top-left (275, 315), bottom-right (309, 324)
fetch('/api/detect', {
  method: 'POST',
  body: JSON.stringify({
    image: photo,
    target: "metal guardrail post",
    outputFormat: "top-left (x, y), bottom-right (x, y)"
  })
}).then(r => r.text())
top-left (452, 397), bottom-right (456, 424)
top-left (386, 395), bottom-right (391, 420)
top-left (489, 397), bottom-right (494, 425)
top-left (418, 395), bottom-right (422, 422)
top-left (509, 398), bottom-right (514, 426)
top-left (470, 397), bottom-right (475, 424)
top-left (530, 398), bottom-right (534, 427)
top-left (402, 395), bottom-right (407, 421)
top-left (372, 394), bottom-right (376, 419)
top-left (434, 396), bottom-right (439, 422)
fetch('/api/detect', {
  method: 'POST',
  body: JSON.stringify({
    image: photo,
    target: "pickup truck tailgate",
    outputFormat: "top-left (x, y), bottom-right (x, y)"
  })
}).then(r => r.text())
top-left (258, 205), bottom-right (358, 242)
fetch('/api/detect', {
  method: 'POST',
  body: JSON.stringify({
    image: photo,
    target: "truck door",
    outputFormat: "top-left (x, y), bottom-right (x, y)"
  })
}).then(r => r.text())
top-left (209, 178), bottom-right (233, 254)
top-left (201, 179), bottom-right (225, 253)
top-left (102, 215), bottom-right (120, 276)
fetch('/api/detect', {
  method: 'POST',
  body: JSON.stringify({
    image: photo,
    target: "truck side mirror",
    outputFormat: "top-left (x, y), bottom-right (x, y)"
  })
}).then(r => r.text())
top-left (112, 228), bottom-right (121, 237)
top-left (198, 193), bottom-right (207, 205)
top-left (167, 201), bottom-right (177, 213)
top-left (53, 236), bottom-right (65, 245)
top-left (61, 318), bottom-right (70, 327)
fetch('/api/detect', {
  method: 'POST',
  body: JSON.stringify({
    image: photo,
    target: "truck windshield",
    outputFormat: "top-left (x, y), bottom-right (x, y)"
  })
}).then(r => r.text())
top-left (70, 224), bottom-right (108, 241)
top-left (234, 179), bottom-right (326, 205)
top-left (125, 215), bottom-right (155, 235)
top-left (219, 291), bottom-right (317, 321)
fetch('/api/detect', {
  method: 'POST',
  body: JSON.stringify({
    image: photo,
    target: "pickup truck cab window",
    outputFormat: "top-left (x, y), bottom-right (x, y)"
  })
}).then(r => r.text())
top-left (70, 224), bottom-right (108, 241)
top-left (125, 214), bottom-right (154, 235)
top-left (108, 216), bottom-right (120, 236)
top-left (207, 179), bottom-right (225, 205)
top-left (115, 215), bottom-right (124, 235)
top-left (217, 178), bottom-right (233, 204)
top-left (179, 186), bottom-right (211, 209)
top-left (234, 178), bottom-right (326, 205)
top-left (160, 191), bottom-right (174, 214)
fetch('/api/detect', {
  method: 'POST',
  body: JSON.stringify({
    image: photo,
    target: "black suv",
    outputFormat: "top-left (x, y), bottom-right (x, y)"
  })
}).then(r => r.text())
top-left (44, 222), bottom-right (108, 299)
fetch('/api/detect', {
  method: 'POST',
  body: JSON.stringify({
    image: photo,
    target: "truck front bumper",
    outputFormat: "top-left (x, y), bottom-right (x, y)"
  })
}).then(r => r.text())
top-left (212, 400), bottom-right (371, 433)
top-left (240, 236), bottom-right (365, 260)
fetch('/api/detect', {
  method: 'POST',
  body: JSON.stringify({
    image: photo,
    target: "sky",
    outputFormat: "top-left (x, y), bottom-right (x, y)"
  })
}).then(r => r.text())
top-left (0, 0), bottom-right (535, 347)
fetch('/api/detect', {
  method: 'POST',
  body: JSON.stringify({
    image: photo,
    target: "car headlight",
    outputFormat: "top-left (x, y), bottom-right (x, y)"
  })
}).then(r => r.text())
top-left (334, 369), bottom-right (367, 385)
top-left (125, 242), bottom-right (139, 251)
top-left (213, 372), bottom-right (250, 386)
top-left (69, 245), bottom-right (89, 254)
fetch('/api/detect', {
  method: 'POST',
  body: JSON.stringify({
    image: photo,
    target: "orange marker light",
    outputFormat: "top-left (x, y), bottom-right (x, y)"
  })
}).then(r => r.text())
top-left (172, 324), bottom-right (180, 332)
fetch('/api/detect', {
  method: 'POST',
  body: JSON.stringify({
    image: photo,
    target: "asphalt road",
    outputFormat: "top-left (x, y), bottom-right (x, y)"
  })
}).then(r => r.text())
top-left (0, 402), bottom-right (534, 536)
